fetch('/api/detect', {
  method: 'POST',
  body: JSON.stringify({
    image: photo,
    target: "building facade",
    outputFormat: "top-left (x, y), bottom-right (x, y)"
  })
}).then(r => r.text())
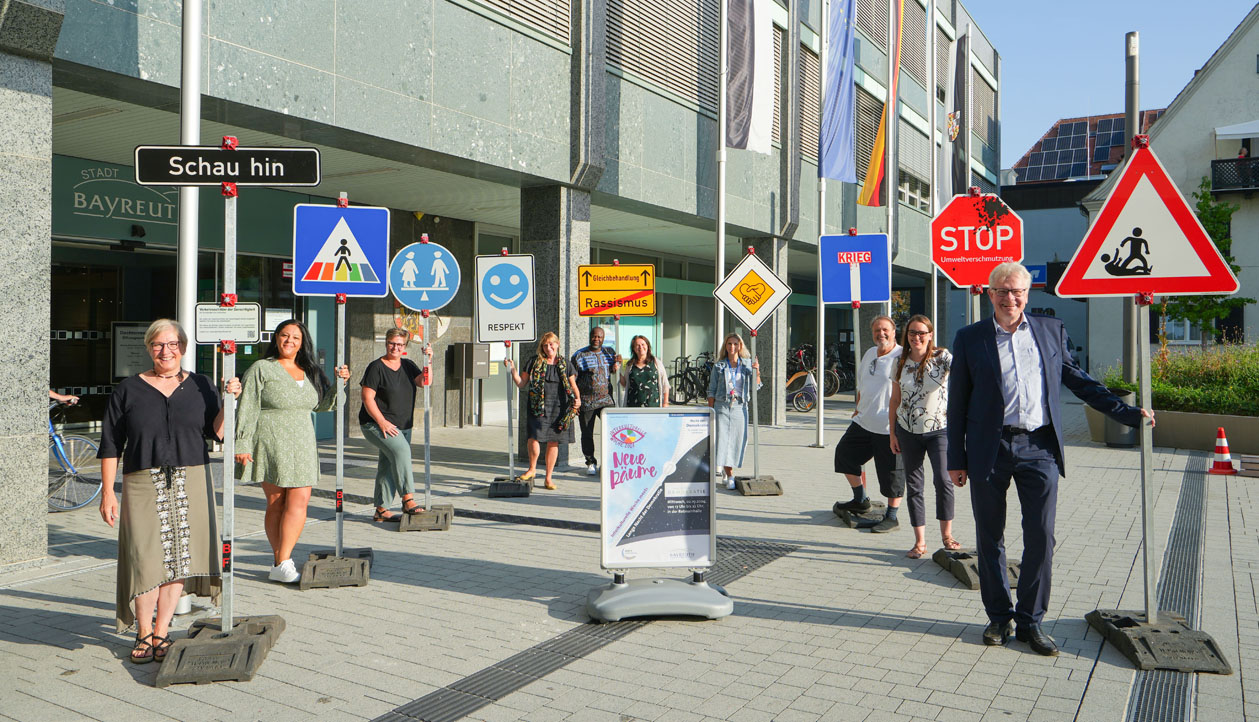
top-left (3, 0), bottom-right (1000, 568)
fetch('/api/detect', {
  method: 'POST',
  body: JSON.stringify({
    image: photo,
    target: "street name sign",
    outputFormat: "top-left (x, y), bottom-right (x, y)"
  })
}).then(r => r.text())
top-left (713, 253), bottom-right (792, 330)
top-left (134, 146), bottom-right (321, 186)
top-left (292, 204), bottom-right (390, 297)
top-left (931, 193), bottom-right (1024, 287)
top-left (819, 233), bottom-right (891, 304)
top-left (475, 254), bottom-right (537, 343)
top-left (194, 302), bottom-right (261, 344)
top-left (578, 264), bottom-right (656, 316)
top-left (1056, 145), bottom-right (1239, 297)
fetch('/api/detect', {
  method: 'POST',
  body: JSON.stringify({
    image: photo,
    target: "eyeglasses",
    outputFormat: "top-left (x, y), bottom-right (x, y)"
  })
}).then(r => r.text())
top-left (990, 288), bottom-right (1029, 299)
top-left (149, 341), bottom-right (181, 352)
top-left (386, 342), bottom-right (407, 348)
top-left (907, 330), bottom-right (931, 338)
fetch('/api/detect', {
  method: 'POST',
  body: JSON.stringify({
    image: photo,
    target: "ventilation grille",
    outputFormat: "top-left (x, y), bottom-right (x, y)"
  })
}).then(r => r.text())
top-left (607, 0), bottom-right (720, 113)
top-left (479, 0), bottom-right (571, 44)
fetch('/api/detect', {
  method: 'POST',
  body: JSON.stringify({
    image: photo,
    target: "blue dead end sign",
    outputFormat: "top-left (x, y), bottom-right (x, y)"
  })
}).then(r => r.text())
top-left (819, 233), bottom-right (891, 304)
top-left (390, 239), bottom-right (461, 311)
top-left (292, 204), bottom-right (390, 297)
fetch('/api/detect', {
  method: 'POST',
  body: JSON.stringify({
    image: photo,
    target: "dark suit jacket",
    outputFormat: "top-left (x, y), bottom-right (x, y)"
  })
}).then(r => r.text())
top-left (946, 313), bottom-right (1141, 482)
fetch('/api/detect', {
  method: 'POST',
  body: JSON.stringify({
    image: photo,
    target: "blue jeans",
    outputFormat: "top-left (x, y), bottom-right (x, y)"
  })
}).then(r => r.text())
top-left (362, 422), bottom-right (415, 508)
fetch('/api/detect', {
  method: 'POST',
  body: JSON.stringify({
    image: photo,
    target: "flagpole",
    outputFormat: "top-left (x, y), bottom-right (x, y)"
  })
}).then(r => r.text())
top-left (926, 0), bottom-right (938, 330)
top-left (716, 0), bottom-right (729, 351)
top-left (885, 0), bottom-right (897, 319)
top-left (814, 0), bottom-right (828, 448)
top-left (964, 24), bottom-right (978, 325)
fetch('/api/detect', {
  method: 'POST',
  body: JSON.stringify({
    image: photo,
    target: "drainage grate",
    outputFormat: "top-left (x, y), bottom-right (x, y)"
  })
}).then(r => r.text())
top-left (1125, 455), bottom-right (1207, 722)
top-left (374, 537), bottom-right (798, 722)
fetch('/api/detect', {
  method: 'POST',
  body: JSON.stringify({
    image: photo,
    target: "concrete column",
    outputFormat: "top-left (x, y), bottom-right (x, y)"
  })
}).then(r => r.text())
top-left (747, 237), bottom-right (788, 427)
top-left (0, 0), bottom-right (65, 572)
top-left (518, 185), bottom-right (592, 461)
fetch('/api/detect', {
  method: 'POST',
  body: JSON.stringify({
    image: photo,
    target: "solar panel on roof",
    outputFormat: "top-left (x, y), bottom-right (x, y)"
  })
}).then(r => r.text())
top-left (1071, 163), bottom-right (1087, 176)
top-left (1074, 148), bottom-right (1087, 162)
top-left (1098, 118), bottom-right (1113, 132)
top-left (1043, 138), bottom-right (1057, 151)
top-left (1094, 146), bottom-right (1111, 162)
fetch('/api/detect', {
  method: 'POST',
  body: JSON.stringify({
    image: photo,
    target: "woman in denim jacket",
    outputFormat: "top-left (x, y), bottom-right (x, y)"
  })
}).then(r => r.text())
top-left (707, 333), bottom-right (762, 489)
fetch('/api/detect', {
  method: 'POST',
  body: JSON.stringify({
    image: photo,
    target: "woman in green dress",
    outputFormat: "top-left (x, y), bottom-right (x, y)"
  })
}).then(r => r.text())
top-left (619, 335), bottom-right (670, 408)
top-left (235, 319), bottom-right (349, 584)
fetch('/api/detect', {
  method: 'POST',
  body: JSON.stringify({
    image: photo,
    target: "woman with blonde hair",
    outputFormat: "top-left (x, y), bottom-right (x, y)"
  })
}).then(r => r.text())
top-left (98, 319), bottom-right (240, 664)
top-left (706, 333), bottom-right (761, 488)
top-left (505, 332), bottom-right (581, 490)
top-left (888, 314), bottom-right (958, 558)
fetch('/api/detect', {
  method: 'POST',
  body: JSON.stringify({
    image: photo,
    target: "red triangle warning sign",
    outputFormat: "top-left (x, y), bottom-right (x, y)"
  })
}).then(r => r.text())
top-left (1056, 145), bottom-right (1239, 297)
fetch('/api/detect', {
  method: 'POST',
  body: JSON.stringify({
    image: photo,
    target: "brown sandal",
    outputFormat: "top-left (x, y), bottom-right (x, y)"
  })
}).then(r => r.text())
top-left (941, 536), bottom-right (962, 550)
top-left (401, 498), bottom-right (425, 515)
top-left (373, 508), bottom-right (401, 522)
top-left (906, 544), bottom-right (928, 559)
top-left (129, 633), bottom-right (156, 664)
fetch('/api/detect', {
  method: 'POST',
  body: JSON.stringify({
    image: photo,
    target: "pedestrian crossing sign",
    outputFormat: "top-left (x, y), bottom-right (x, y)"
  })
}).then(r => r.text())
top-left (292, 204), bottom-right (390, 297)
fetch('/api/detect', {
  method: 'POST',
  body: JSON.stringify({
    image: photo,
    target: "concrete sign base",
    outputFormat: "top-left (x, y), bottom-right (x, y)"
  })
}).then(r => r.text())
top-left (735, 476), bottom-right (782, 496)
top-left (833, 500), bottom-right (885, 528)
top-left (299, 550), bottom-right (370, 591)
top-left (488, 479), bottom-right (531, 498)
top-left (399, 503), bottom-right (454, 532)
top-left (154, 615), bottom-right (285, 687)
top-left (1086, 609), bottom-right (1232, 673)
top-left (932, 548), bottom-right (1020, 590)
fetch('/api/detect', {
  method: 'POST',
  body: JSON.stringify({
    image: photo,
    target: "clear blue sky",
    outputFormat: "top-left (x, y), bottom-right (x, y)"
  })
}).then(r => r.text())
top-left (959, 0), bottom-right (1257, 166)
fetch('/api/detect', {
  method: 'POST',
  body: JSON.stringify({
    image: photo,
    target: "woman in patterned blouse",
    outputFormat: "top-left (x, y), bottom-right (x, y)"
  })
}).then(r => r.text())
top-left (619, 335), bottom-right (670, 408)
top-left (888, 315), bottom-right (959, 559)
top-left (98, 319), bottom-right (241, 664)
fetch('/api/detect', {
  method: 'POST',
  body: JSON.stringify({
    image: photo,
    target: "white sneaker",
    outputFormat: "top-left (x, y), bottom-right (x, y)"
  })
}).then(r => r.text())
top-left (587, 463), bottom-right (598, 476)
top-left (725, 476), bottom-right (737, 490)
top-left (268, 559), bottom-right (300, 584)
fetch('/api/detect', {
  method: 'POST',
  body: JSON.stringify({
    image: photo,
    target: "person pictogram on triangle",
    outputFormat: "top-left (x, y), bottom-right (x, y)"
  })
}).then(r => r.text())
top-left (334, 239), bottom-right (352, 272)
top-left (1101, 227), bottom-right (1153, 277)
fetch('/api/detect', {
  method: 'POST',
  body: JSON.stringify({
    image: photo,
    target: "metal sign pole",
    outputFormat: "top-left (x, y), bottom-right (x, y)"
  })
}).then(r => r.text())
top-left (1137, 299), bottom-right (1158, 623)
top-left (220, 180), bottom-right (237, 634)
top-left (422, 310), bottom-right (432, 510)
top-left (335, 294), bottom-right (346, 557)
top-left (506, 341), bottom-right (515, 481)
top-left (614, 314), bottom-right (622, 406)
top-left (750, 330), bottom-right (760, 481)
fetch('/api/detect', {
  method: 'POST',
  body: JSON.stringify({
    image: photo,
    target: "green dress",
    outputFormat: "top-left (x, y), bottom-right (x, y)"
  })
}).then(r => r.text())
top-left (235, 359), bottom-right (338, 488)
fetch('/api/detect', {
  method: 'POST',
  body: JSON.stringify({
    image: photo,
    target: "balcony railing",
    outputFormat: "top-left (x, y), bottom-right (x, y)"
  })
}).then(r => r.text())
top-left (1211, 157), bottom-right (1259, 192)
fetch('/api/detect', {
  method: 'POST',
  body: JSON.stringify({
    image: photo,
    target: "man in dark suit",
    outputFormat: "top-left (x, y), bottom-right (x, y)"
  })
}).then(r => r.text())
top-left (946, 262), bottom-right (1153, 656)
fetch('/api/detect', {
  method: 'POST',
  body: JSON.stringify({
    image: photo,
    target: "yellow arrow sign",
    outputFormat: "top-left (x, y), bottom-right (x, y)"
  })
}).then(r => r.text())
top-left (578, 264), bottom-right (655, 291)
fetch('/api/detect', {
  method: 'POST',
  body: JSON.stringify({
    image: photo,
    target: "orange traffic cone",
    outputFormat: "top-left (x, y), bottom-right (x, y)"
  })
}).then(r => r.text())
top-left (1210, 427), bottom-right (1238, 475)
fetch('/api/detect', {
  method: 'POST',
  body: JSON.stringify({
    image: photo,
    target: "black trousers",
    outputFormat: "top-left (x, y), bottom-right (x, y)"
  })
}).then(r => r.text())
top-left (896, 424), bottom-right (953, 527)
top-left (578, 406), bottom-right (607, 465)
top-left (970, 425), bottom-right (1058, 628)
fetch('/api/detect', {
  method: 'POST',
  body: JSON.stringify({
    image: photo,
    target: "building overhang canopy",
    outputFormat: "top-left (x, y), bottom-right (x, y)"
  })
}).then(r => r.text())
top-left (1214, 119), bottom-right (1259, 140)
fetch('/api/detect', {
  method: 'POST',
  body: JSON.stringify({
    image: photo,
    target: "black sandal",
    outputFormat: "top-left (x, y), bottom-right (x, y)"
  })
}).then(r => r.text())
top-left (152, 635), bottom-right (173, 663)
top-left (129, 633), bottom-right (156, 664)
top-left (401, 498), bottom-right (425, 515)
top-left (372, 508), bottom-right (400, 522)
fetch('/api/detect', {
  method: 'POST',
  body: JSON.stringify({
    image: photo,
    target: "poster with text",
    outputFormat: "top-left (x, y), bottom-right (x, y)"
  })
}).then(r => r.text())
top-left (600, 408), bottom-right (715, 569)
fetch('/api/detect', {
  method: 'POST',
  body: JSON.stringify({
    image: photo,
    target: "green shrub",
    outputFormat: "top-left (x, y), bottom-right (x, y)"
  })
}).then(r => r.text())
top-left (1103, 345), bottom-right (1259, 416)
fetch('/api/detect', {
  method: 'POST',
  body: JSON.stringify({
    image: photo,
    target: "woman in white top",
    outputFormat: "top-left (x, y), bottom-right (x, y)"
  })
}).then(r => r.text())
top-left (888, 315), bottom-right (959, 558)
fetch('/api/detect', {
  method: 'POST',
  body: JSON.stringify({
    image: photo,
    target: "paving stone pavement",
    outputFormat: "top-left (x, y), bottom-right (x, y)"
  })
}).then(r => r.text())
top-left (1, 396), bottom-right (1251, 721)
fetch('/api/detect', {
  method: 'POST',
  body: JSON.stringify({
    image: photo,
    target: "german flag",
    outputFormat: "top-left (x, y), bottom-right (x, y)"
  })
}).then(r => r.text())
top-left (858, 0), bottom-right (904, 207)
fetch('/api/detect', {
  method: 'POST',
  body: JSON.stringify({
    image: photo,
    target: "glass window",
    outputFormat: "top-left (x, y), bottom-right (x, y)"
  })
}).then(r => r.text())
top-left (685, 296), bottom-right (715, 357)
top-left (477, 233), bottom-right (515, 255)
top-left (662, 259), bottom-right (684, 279)
top-left (686, 262), bottom-right (714, 283)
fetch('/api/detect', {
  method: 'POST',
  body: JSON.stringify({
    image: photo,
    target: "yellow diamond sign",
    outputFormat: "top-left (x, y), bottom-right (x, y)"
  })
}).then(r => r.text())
top-left (714, 253), bottom-right (792, 330)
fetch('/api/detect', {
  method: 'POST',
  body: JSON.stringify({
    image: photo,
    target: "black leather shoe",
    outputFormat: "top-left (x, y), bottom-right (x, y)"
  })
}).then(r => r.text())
top-left (1015, 625), bottom-right (1060, 656)
top-left (834, 498), bottom-right (872, 514)
top-left (982, 619), bottom-right (1014, 646)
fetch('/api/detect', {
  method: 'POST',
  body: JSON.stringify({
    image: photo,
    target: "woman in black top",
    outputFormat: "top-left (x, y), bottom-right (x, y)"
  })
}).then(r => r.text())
top-left (504, 332), bottom-right (581, 490)
top-left (359, 328), bottom-right (432, 521)
top-left (97, 319), bottom-right (240, 664)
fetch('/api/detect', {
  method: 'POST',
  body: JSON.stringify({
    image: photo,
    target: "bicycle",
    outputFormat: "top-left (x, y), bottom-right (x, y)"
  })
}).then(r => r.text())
top-left (669, 355), bottom-right (693, 404)
top-left (786, 371), bottom-right (818, 412)
top-left (48, 402), bottom-right (102, 512)
top-left (786, 344), bottom-right (841, 399)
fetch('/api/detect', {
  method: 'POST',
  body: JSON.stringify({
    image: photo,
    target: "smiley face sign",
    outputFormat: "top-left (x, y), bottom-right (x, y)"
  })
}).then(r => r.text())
top-left (474, 254), bottom-right (536, 343)
top-left (481, 262), bottom-right (530, 310)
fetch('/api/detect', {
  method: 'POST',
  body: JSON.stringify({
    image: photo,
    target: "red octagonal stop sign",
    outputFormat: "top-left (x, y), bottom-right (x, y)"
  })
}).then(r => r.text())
top-left (931, 193), bottom-right (1024, 287)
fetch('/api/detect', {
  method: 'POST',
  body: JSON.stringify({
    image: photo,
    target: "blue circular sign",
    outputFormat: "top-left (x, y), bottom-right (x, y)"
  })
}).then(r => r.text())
top-left (389, 241), bottom-right (461, 311)
top-left (481, 262), bottom-right (529, 310)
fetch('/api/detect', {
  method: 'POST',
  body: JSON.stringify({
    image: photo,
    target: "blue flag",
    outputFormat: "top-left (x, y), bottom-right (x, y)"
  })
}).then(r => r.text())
top-left (819, 0), bottom-right (858, 182)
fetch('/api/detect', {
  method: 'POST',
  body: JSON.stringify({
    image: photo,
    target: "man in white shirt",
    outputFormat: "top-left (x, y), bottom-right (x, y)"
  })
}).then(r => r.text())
top-left (833, 316), bottom-right (904, 532)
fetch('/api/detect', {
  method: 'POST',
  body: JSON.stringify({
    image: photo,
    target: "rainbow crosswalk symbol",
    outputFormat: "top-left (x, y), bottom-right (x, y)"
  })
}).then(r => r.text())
top-left (302, 217), bottom-right (380, 283)
top-left (292, 204), bottom-right (390, 297)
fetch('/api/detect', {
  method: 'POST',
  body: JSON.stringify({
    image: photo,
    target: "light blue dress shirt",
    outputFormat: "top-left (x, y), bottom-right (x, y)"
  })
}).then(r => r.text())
top-left (994, 317), bottom-right (1047, 431)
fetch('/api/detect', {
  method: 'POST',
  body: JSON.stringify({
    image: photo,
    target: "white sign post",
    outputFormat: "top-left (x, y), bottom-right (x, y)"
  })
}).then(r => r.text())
top-left (475, 252), bottom-right (537, 491)
top-left (713, 248), bottom-right (792, 492)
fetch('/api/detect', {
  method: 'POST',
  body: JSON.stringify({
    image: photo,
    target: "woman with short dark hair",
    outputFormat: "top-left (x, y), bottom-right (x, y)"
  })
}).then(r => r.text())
top-left (359, 327), bottom-right (432, 521)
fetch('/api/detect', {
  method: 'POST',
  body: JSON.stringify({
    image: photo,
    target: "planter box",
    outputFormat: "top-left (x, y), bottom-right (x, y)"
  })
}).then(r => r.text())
top-left (1151, 410), bottom-right (1259, 455)
top-left (1083, 406), bottom-right (1259, 453)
